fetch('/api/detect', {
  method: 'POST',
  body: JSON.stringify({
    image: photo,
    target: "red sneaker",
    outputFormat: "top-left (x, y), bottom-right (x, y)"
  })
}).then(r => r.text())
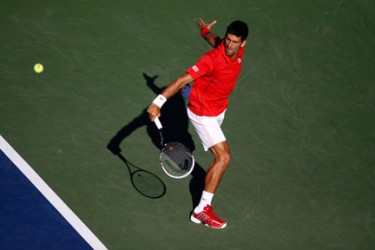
top-left (190, 205), bottom-right (227, 229)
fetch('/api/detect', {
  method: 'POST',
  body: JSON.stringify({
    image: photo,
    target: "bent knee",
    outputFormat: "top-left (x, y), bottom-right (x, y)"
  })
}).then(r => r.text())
top-left (211, 141), bottom-right (231, 164)
top-left (216, 149), bottom-right (231, 165)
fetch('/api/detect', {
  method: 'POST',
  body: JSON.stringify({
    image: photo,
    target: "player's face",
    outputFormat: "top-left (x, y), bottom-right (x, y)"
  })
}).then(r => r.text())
top-left (224, 33), bottom-right (246, 59)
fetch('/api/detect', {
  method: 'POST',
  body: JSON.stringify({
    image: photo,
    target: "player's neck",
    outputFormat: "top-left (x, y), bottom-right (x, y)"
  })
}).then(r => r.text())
top-left (229, 53), bottom-right (237, 62)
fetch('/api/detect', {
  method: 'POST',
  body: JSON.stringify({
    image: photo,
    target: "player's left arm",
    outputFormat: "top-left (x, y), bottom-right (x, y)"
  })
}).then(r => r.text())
top-left (198, 18), bottom-right (222, 47)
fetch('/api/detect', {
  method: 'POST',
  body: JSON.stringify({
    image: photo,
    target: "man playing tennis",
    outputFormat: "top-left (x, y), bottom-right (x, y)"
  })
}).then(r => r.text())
top-left (148, 18), bottom-right (248, 229)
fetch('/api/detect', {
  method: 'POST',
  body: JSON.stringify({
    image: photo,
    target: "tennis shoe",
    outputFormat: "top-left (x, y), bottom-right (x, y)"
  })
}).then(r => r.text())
top-left (190, 205), bottom-right (227, 229)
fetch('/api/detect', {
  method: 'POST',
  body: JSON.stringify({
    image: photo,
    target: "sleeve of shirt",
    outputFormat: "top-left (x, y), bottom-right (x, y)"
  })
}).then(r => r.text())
top-left (186, 54), bottom-right (213, 80)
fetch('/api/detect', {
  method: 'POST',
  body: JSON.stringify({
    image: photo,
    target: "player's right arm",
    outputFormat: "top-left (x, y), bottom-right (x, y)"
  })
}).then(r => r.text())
top-left (198, 18), bottom-right (222, 47)
top-left (147, 72), bottom-right (193, 121)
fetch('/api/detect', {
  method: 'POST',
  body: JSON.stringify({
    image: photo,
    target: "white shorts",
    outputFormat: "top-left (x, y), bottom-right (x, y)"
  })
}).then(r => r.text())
top-left (187, 108), bottom-right (226, 151)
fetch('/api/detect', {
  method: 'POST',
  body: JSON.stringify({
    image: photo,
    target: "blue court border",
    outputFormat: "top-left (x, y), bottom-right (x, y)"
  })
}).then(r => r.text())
top-left (0, 135), bottom-right (107, 250)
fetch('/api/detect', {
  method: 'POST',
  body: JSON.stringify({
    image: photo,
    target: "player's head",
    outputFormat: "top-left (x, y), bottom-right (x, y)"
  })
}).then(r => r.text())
top-left (226, 20), bottom-right (248, 42)
top-left (224, 20), bottom-right (248, 58)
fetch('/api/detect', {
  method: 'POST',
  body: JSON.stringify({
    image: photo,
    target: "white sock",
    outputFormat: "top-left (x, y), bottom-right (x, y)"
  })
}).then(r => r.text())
top-left (194, 191), bottom-right (214, 212)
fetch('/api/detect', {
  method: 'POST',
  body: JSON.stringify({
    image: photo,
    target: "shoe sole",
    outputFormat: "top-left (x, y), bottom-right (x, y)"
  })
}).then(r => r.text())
top-left (190, 215), bottom-right (202, 224)
top-left (190, 215), bottom-right (227, 229)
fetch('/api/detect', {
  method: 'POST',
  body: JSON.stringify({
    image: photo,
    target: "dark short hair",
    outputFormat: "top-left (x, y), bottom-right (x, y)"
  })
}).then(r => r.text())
top-left (226, 20), bottom-right (249, 41)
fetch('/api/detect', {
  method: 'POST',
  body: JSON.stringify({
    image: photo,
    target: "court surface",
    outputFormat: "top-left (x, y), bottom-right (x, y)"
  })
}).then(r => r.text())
top-left (1, 1), bottom-right (374, 249)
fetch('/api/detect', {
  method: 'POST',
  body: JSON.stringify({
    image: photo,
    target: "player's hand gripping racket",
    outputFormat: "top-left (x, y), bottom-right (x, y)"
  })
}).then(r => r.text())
top-left (154, 117), bottom-right (195, 179)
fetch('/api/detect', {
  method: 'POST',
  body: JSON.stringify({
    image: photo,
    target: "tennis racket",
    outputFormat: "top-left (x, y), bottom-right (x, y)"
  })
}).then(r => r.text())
top-left (154, 117), bottom-right (195, 179)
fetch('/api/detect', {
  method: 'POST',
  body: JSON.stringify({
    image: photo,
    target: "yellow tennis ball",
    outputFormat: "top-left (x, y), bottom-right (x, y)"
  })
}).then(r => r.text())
top-left (34, 63), bottom-right (44, 74)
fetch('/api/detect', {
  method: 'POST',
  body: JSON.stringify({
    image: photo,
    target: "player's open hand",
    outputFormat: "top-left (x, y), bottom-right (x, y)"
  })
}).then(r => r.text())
top-left (198, 18), bottom-right (217, 30)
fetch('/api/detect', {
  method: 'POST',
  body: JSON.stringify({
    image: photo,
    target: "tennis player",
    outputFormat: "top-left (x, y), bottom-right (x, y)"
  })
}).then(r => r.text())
top-left (148, 18), bottom-right (248, 229)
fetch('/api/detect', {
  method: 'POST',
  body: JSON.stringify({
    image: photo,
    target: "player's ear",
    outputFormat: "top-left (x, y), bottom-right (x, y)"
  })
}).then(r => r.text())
top-left (240, 40), bottom-right (247, 47)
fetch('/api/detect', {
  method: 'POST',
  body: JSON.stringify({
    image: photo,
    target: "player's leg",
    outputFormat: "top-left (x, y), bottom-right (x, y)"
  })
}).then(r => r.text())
top-left (205, 141), bottom-right (231, 193)
top-left (187, 109), bottom-right (229, 228)
top-left (190, 142), bottom-right (230, 229)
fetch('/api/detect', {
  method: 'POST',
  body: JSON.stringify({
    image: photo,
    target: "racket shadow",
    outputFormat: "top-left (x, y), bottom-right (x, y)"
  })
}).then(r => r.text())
top-left (116, 153), bottom-right (166, 199)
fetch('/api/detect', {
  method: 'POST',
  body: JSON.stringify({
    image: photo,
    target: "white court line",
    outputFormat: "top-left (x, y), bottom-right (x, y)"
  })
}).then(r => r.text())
top-left (0, 135), bottom-right (108, 250)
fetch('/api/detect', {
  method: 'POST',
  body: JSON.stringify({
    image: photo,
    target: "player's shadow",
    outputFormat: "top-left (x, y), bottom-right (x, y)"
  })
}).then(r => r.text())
top-left (107, 73), bottom-right (206, 207)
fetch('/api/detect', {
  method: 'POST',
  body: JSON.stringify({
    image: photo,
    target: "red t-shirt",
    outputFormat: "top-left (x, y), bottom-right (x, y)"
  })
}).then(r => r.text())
top-left (186, 41), bottom-right (244, 116)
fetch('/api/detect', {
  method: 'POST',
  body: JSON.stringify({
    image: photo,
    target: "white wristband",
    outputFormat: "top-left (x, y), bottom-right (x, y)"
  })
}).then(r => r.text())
top-left (152, 94), bottom-right (167, 108)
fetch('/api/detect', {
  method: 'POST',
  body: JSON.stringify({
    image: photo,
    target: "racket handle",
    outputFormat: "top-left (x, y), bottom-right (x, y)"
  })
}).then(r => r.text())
top-left (154, 117), bottom-right (163, 130)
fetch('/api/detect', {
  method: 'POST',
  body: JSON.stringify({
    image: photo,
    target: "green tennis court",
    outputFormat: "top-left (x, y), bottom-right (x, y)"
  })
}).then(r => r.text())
top-left (1, 0), bottom-right (374, 249)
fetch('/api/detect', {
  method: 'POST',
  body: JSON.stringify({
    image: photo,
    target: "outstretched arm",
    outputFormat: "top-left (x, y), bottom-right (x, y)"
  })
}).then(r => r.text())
top-left (147, 72), bottom-right (193, 121)
top-left (198, 18), bottom-right (222, 47)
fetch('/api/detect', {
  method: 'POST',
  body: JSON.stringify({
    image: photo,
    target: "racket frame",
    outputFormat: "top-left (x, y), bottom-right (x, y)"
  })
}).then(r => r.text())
top-left (154, 117), bottom-right (195, 179)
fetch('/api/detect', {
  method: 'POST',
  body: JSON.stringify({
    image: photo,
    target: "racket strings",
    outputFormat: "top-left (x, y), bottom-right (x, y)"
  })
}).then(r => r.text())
top-left (160, 142), bottom-right (194, 178)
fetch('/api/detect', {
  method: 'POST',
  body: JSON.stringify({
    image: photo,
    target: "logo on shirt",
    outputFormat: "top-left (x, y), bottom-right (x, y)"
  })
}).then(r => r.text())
top-left (192, 65), bottom-right (199, 72)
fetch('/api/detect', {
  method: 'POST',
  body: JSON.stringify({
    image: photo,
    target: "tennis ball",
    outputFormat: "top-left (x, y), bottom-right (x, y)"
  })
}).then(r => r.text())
top-left (34, 63), bottom-right (44, 74)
